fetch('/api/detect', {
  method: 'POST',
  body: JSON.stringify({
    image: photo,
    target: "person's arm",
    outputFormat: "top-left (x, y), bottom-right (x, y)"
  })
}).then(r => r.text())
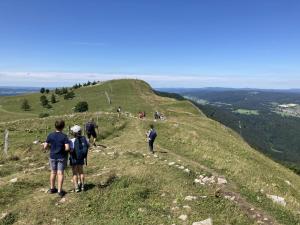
top-left (64, 135), bottom-right (70, 151)
top-left (43, 135), bottom-right (50, 150)
top-left (43, 142), bottom-right (49, 150)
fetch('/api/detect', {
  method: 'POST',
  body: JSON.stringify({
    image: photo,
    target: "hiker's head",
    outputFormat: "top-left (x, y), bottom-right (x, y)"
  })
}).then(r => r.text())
top-left (150, 124), bottom-right (154, 129)
top-left (89, 118), bottom-right (94, 122)
top-left (55, 119), bottom-right (65, 131)
top-left (71, 125), bottom-right (81, 136)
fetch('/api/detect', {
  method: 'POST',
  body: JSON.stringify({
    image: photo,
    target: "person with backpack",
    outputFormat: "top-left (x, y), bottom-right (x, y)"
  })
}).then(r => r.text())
top-left (69, 125), bottom-right (89, 192)
top-left (147, 124), bottom-right (157, 154)
top-left (85, 118), bottom-right (98, 146)
top-left (43, 119), bottom-right (70, 197)
top-left (117, 106), bottom-right (121, 118)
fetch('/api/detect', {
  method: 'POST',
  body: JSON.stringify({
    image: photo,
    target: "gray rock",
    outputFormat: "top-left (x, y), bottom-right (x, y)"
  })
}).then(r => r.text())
top-left (192, 218), bottom-right (213, 225)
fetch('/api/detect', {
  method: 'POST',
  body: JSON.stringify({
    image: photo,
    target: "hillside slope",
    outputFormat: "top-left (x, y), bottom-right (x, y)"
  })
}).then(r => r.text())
top-left (0, 80), bottom-right (299, 225)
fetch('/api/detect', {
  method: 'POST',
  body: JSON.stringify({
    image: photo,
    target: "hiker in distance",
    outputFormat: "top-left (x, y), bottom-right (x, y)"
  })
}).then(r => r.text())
top-left (85, 118), bottom-right (99, 147)
top-left (146, 124), bottom-right (157, 154)
top-left (117, 106), bottom-right (121, 118)
top-left (43, 119), bottom-right (70, 197)
top-left (69, 125), bottom-right (89, 192)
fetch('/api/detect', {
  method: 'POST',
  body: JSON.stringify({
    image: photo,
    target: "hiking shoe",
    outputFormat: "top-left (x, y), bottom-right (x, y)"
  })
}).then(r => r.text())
top-left (58, 191), bottom-right (65, 198)
top-left (48, 188), bottom-right (58, 194)
top-left (75, 187), bottom-right (80, 193)
top-left (81, 184), bottom-right (85, 192)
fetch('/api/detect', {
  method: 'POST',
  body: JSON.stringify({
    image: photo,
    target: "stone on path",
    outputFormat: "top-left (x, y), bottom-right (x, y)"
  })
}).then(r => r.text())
top-left (285, 180), bottom-right (292, 186)
top-left (178, 214), bottom-right (188, 221)
top-left (183, 205), bottom-right (191, 210)
top-left (266, 194), bottom-right (286, 206)
top-left (59, 197), bottom-right (66, 203)
top-left (192, 218), bottom-right (213, 225)
top-left (1, 213), bottom-right (8, 220)
top-left (217, 177), bottom-right (227, 185)
top-left (9, 178), bottom-right (18, 183)
top-left (184, 168), bottom-right (190, 173)
top-left (168, 162), bottom-right (175, 166)
top-left (185, 195), bottom-right (198, 201)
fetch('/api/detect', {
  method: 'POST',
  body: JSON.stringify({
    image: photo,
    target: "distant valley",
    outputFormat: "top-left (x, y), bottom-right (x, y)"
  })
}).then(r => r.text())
top-left (0, 86), bottom-right (40, 96)
top-left (158, 88), bottom-right (300, 174)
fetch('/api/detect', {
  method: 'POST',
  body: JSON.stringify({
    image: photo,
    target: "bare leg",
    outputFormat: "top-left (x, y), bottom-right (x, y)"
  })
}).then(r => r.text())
top-left (78, 165), bottom-right (84, 185)
top-left (72, 166), bottom-right (79, 189)
top-left (50, 171), bottom-right (57, 189)
top-left (57, 170), bottom-right (64, 193)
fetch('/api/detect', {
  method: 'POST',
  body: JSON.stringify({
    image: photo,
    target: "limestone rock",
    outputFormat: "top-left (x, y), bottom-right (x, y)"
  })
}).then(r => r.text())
top-left (266, 194), bottom-right (286, 206)
top-left (178, 214), bottom-right (187, 221)
top-left (192, 218), bottom-right (213, 225)
top-left (185, 195), bottom-right (198, 201)
top-left (217, 177), bottom-right (227, 185)
top-left (9, 178), bottom-right (18, 183)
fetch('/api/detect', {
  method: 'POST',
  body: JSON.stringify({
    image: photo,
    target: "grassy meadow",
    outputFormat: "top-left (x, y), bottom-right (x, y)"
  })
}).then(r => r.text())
top-left (0, 79), bottom-right (299, 225)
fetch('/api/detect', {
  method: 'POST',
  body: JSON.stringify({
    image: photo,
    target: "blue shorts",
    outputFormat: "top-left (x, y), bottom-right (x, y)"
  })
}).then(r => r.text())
top-left (49, 158), bottom-right (67, 171)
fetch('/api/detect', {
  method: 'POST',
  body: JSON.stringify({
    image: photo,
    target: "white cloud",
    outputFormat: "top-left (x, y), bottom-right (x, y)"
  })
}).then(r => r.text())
top-left (0, 71), bottom-right (299, 89)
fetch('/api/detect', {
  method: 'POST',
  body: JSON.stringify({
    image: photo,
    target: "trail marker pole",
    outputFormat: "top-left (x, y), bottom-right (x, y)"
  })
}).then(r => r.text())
top-left (105, 91), bottom-right (111, 105)
top-left (3, 129), bottom-right (9, 157)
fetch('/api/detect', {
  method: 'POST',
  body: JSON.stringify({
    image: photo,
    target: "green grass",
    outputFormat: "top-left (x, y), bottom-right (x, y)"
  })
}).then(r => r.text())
top-left (0, 79), bottom-right (299, 224)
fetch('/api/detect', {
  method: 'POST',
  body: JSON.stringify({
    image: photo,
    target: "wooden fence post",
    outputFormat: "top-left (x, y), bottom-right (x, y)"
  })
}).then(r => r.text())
top-left (3, 129), bottom-right (9, 157)
top-left (105, 91), bottom-right (111, 104)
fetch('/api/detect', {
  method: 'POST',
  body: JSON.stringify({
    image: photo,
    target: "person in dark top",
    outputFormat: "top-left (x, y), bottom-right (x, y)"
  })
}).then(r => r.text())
top-left (147, 124), bottom-right (157, 154)
top-left (43, 119), bottom-right (70, 197)
top-left (85, 118), bottom-right (98, 146)
top-left (117, 106), bottom-right (121, 118)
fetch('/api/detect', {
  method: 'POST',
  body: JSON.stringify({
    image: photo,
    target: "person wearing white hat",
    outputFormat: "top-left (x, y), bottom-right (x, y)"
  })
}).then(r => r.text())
top-left (69, 125), bottom-right (90, 192)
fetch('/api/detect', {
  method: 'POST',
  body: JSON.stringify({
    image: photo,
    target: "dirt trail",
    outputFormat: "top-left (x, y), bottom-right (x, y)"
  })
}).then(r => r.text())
top-left (133, 118), bottom-right (279, 225)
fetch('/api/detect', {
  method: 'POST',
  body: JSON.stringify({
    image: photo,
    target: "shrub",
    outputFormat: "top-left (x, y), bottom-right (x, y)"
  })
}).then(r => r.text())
top-left (21, 99), bottom-right (31, 111)
top-left (39, 113), bottom-right (50, 118)
top-left (45, 89), bottom-right (50, 94)
top-left (51, 94), bottom-right (57, 103)
top-left (74, 101), bottom-right (88, 112)
top-left (64, 91), bottom-right (75, 100)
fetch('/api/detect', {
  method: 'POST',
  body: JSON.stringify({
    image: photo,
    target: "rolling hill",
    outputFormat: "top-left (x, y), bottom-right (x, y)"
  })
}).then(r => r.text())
top-left (0, 80), bottom-right (299, 225)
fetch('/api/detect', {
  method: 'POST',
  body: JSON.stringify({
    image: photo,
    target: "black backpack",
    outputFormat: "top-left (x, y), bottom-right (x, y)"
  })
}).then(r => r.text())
top-left (74, 136), bottom-right (89, 161)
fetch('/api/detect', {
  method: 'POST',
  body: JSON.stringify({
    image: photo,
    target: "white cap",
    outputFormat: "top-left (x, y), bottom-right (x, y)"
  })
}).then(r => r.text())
top-left (71, 125), bottom-right (81, 133)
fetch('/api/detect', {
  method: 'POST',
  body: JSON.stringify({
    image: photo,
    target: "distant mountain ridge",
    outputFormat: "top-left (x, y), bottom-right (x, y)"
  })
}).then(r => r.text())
top-left (156, 87), bottom-right (300, 94)
top-left (0, 86), bottom-right (41, 96)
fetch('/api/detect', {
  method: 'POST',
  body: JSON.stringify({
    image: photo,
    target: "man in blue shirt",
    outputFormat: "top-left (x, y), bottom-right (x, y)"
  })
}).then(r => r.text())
top-left (44, 119), bottom-right (70, 197)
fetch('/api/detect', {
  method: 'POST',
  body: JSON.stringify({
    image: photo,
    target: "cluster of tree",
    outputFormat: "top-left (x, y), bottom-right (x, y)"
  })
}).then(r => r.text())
top-left (40, 88), bottom-right (50, 94)
top-left (72, 81), bottom-right (98, 89)
top-left (64, 91), bottom-right (75, 100)
top-left (55, 87), bottom-right (69, 95)
top-left (40, 95), bottom-right (52, 108)
top-left (54, 87), bottom-right (75, 100)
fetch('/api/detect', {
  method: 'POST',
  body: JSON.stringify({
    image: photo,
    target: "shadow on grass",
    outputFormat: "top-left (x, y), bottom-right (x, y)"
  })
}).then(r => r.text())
top-left (84, 183), bottom-right (96, 191)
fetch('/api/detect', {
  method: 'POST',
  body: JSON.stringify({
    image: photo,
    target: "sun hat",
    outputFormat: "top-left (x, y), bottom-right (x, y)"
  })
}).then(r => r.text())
top-left (71, 125), bottom-right (81, 133)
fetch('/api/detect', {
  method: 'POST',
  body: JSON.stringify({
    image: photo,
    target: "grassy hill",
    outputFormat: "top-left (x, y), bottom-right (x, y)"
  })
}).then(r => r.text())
top-left (0, 79), bottom-right (300, 225)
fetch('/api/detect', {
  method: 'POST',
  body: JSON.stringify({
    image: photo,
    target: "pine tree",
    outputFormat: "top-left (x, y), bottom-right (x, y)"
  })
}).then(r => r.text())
top-left (51, 94), bottom-right (56, 103)
top-left (21, 99), bottom-right (31, 111)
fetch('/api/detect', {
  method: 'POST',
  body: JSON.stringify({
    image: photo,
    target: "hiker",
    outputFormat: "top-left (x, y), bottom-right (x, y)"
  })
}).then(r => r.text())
top-left (69, 125), bottom-right (89, 192)
top-left (146, 124), bottom-right (157, 153)
top-left (154, 111), bottom-right (159, 119)
top-left (85, 118), bottom-right (98, 146)
top-left (117, 106), bottom-right (121, 118)
top-left (43, 119), bottom-right (70, 197)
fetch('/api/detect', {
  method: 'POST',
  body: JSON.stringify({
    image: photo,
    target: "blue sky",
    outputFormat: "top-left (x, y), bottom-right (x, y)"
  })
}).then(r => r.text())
top-left (0, 0), bottom-right (300, 88)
